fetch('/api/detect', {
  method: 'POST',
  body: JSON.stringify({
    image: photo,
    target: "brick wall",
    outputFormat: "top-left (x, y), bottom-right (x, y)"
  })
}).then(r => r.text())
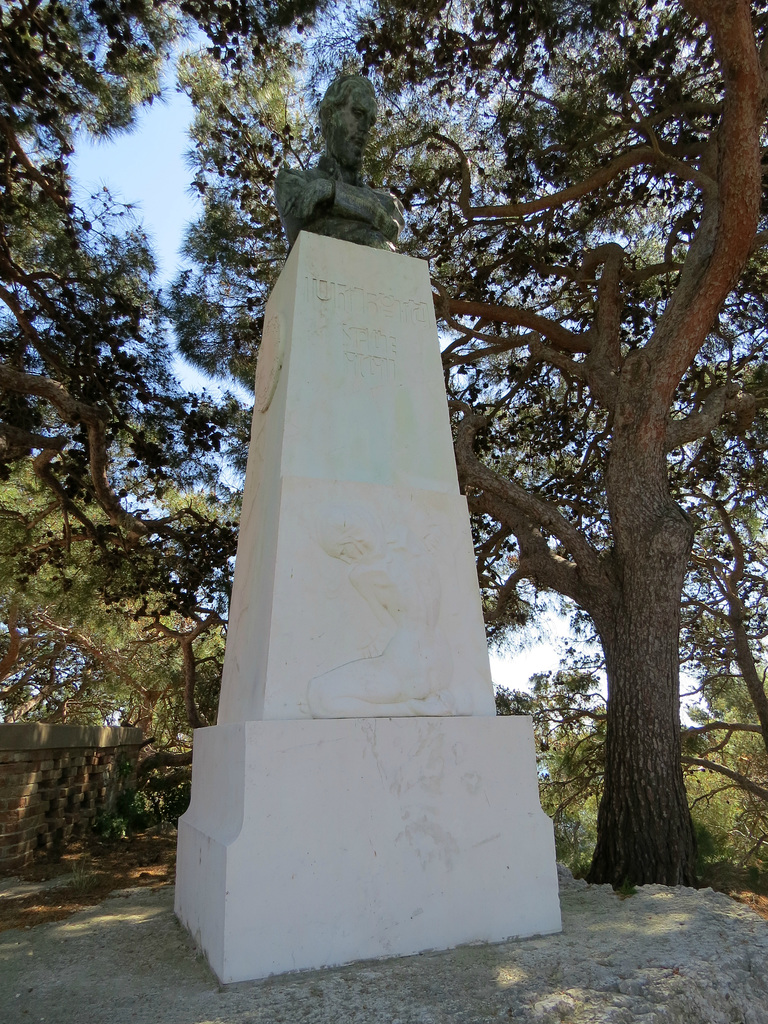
top-left (0, 723), bottom-right (144, 874)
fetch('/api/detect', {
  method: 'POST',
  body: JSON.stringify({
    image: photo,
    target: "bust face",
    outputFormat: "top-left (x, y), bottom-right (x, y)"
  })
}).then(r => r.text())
top-left (325, 85), bottom-right (377, 172)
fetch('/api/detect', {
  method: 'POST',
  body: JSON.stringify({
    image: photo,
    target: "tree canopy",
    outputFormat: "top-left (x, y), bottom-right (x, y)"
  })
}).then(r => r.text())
top-left (3, 0), bottom-right (768, 888)
top-left (168, 0), bottom-right (768, 885)
top-left (0, 0), bottom-right (324, 758)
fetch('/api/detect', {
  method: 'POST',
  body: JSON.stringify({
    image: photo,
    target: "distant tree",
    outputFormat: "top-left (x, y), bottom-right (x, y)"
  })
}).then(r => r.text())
top-left (680, 449), bottom-right (768, 806)
top-left (168, 44), bottom-right (304, 389)
top-left (497, 669), bottom-right (606, 875)
top-left (0, 456), bottom-right (233, 743)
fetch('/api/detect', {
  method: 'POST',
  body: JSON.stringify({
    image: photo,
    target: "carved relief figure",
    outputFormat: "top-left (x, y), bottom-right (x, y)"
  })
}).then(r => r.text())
top-left (307, 505), bottom-right (455, 717)
top-left (275, 76), bottom-right (405, 252)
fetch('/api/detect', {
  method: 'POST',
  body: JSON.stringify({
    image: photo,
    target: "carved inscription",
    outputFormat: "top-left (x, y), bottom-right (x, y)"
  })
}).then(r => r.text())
top-left (305, 276), bottom-right (428, 323)
top-left (305, 276), bottom-right (427, 390)
top-left (344, 325), bottom-right (396, 388)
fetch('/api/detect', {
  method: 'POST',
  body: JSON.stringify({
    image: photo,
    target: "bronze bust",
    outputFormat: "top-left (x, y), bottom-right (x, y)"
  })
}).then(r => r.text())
top-left (275, 76), bottom-right (404, 252)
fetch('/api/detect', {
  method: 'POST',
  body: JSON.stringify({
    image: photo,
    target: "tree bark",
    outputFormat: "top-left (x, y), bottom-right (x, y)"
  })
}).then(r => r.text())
top-left (589, 547), bottom-right (698, 885)
top-left (588, 383), bottom-right (698, 885)
top-left (455, 396), bottom-right (700, 885)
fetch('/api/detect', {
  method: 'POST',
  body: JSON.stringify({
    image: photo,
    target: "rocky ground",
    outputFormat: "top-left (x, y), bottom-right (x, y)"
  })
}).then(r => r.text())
top-left (1, 859), bottom-right (767, 1024)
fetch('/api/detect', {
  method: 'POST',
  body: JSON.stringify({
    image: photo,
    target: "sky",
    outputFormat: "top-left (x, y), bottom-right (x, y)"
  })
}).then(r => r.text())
top-left (68, 66), bottom-right (570, 694)
top-left (70, 82), bottom-right (199, 287)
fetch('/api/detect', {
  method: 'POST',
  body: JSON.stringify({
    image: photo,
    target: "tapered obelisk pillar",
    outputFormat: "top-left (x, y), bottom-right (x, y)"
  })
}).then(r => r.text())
top-left (175, 233), bottom-right (561, 983)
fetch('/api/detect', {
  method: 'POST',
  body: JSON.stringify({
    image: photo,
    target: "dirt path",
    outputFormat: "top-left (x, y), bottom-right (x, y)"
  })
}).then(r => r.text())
top-left (0, 829), bottom-right (176, 932)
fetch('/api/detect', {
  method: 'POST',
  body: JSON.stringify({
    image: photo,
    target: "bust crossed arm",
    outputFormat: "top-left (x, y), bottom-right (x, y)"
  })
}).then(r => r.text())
top-left (275, 160), bottom-right (405, 252)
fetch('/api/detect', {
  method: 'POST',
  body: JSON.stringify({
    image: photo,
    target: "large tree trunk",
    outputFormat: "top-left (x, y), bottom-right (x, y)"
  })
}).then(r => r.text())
top-left (585, 0), bottom-right (765, 886)
top-left (588, 383), bottom-right (698, 885)
top-left (589, 562), bottom-right (698, 885)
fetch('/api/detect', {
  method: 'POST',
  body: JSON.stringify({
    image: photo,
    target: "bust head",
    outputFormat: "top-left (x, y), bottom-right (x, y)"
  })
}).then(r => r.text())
top-left (319, 75), bottom-right (377, 174)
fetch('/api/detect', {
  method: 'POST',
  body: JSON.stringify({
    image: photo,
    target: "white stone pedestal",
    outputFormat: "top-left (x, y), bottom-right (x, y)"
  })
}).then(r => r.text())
top-left (175, 232), bottom-right (561, 982)
top-left (216, 232), bottom-right (496, 724)
top-left (175, 716), bottom-right (561, 983)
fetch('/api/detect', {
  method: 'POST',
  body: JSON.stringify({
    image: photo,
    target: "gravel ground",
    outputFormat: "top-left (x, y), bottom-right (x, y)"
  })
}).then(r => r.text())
top-left (1, 868), bottom-right (767, 1024)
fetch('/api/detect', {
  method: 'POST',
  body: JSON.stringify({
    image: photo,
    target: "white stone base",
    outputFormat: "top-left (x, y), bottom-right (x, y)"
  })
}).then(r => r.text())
top-left (175, 716), bottom-right (561, 983)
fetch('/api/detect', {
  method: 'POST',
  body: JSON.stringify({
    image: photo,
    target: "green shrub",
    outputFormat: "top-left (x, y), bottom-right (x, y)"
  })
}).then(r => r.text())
top-left (92, 809), bottom-right (128, 840)
top-left (146, 777), bottom-right (191, 825)
top-left (93, 789), bottom-right (154, 839)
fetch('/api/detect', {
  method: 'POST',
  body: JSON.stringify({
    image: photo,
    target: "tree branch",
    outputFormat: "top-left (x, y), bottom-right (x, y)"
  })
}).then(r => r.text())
top-left (137, 749), bottom-right (193, 779)
top-left (0, 112), bottom-right (68, 210)
top-left (0, 602), bottom-right (22, 682)
top-left (455, 146), bottom-right (707, 221)
top-left (442, 297), bottom-right (590, 354)
top-left (0, 364), bottom-right (148, 542)
top-left (666, 385), bottom-right (756, 450)
top-left (684, 720), bottom-right (762, 736)
top-left (682, 755), bottom-right (768, 801)
top-left (453, 408), bottom-right (614, 620)
top-left (0, 364), bottom-right (106, 427)
top-left (0, 422), bottom-right (67, 462)
top-left (648, 0), bottom-right (768, 397)
top-left (146, 614), bottom-right (222, 731)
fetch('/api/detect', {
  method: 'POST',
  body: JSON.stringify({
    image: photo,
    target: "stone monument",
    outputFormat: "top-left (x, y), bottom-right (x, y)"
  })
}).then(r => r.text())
top-left (175, 75), bottom-right (561, 984)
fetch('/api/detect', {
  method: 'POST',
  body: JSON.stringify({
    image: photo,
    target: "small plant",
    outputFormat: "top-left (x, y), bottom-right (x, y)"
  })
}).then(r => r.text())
top-left (92, 810), bottom-right (128, 840)
top-left (69, 855), bottom-right (98, 893)
top-left (616, 878), bottom-right (638, 898)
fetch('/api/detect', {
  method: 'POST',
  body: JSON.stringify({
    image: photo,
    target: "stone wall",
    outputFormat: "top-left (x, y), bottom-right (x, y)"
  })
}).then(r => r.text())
top-left (0, 723), bottom-right (144, 873)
